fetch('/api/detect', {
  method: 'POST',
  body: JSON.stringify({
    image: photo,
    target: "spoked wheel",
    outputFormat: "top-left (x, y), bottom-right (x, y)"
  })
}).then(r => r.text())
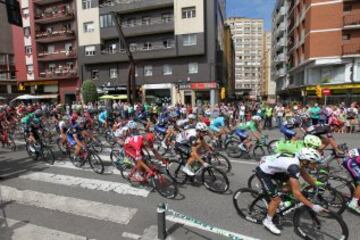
top-left (247, 174), bottom-right (263, 194)
top-left (201, 166), bottom-right (229, 193)
top-left (88, 153), bottom-right (104, 174)
top-left (70, 155), bottom-right (84, 168)
top-left (326, 176), bottom-right (354, 203)
top-left (150, 173), bottom-right (178, 199)
top-left (166, 160), bottom-right (187, 184)
top-left (305, 186), bottom-right (346, 215)
top-left (233, 188), bottom-right (267, 224)
top-left (225, 140), bottom-right (242, 158)
top-left (43, 147), bottom-right (56, 165)
top-left (293, 206), bottom-right (349, 240)
top-left (26, 142), bottom-right (39, 161)
top-left (6, 135), bottom-right (16, 151)
top-left (209, 153), bottom-right (232, 173)
top-left (119, 158), bottom-right (136, 182)
top-left (110, 148), bottom-right (123, 168)
top-left (90, 137), bottom-right (103, 153)
top-left (252, 146), bottom-right (265, 161)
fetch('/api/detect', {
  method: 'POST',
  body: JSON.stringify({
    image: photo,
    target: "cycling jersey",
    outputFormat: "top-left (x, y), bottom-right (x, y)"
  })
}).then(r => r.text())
top-left (343, 157), bottom-right (360, 185)
top-left (259, 155), bottom-right (300, 178)
top-left (175, 128), bottom-right (197, 144)
top-left (237, 121), bottom-right (257, 132)
top-left (66, 124), bottom-right (83, 146)
top-left (98, 111), bottom-right (108, 124)
top-left (114, 126), bottom-right (128, 138)
top-left (274, 140), bottom-right (305, 156)
top-left (124, 135), bottom-right (144, 161)
top-left (210, 117), bottom-right (225, 132)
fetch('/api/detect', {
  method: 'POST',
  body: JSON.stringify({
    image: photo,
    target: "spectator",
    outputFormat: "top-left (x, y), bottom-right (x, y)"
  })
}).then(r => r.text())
top-left (309, 103), bottom-right (321, 125)
top-left (275, 103), bottom-right (284, 128)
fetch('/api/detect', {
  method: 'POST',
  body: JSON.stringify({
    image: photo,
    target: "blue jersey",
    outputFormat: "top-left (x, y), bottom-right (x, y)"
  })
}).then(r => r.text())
top-left (98, 111), bottom-right (108, 123)
top-left (211, 117), bottom-right (225, 128)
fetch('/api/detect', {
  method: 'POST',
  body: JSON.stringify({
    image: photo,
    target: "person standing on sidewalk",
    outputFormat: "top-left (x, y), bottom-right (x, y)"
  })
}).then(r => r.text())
top-left (264, 104), bottom-right (273, 129)
top-left (275, 103), bottom-right (284, 128)
top-left (309, 103), bottom-right (321, 125)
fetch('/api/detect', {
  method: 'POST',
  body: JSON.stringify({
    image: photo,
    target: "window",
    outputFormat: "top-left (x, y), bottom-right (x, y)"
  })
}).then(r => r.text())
top-left (22, 8), bottom-right (29, 18)
top-left (91, 69), bottom-right (99, 80)
top-left (83, 22), bottom-right (95, 32)
top-left (161, 13), bottom-right (172, 23)
top-left (110, 68), bottom-right (118, 79)
top-left (343, 34), bottom-right (351, 40)
top-left (142, 16), bottom-right (151, 25)
top-left (163, 64), bottom-right (172, 75)
top-left (85, 46), bottom-right (96, 56)
top-left (25, 46), bottom-right (32, 55)
top-left (24, 27), bottom-right (30, 37)
top-left (163, 39), bottom-right (172, 48)
top-left (344, 4), bottom-right (352, 12)
top-left (129, 43), bottom-right (137, 51)
top-left (188, 63), bottom-right (198, 74)
top-left (182, 7), bottom-right (196, 19)
top-left (26, 65), bottom-right (33, 74)
top-left (47, 45), bottom-right (55, 53)
top-left (49, 64), bottom-right (56, 72)
top-left (143, 42), bottom-right (152, 50)
top-left (126, 18), bottom-right (136, 27)
top-left (144, 65), bottom-right (153, 76)
top-left (100, 14), bottom-right (115, 28)
top-left (109, 43), bottom-right (117, 54)
top-left (183, 34), bottom-right (197, 46)
top-left (82, 0), bottom-right (95, 9)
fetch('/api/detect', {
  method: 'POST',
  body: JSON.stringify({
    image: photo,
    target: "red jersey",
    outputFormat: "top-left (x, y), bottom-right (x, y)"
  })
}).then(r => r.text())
top-left (124, 135), bottom-right (144, 160)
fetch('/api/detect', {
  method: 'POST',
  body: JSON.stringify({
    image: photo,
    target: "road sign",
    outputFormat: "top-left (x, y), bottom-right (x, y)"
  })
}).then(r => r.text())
top-left (322, 88), bottom-right (331, 96)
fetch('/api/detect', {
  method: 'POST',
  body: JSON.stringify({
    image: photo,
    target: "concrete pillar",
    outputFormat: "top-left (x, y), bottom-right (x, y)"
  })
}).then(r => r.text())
top-left (7, 85), bottom-right (12, 94)
top-left (210, 89), bottom-right (216, 108)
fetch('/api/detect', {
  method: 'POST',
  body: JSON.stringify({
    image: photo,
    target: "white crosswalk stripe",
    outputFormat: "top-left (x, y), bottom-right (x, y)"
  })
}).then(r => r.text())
top-left (49, 160), bottom-right (121, 175)
top-left (0, 218), bottom-right (91, 240)
top-left (0, 186), bottom-right (137, 224)
top-left (19, 172), bottom-right (150, 197)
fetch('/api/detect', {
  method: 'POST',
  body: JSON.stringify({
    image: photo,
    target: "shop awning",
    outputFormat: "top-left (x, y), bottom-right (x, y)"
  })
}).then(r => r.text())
top-left (11, 94), bottom-right (58, 101)
top-left (100, 94), bottom-right (127, 100)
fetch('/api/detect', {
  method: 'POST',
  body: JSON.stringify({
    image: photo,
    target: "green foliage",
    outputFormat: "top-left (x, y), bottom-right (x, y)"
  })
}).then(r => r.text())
top-left (81, 80), bottom-right (98, 104)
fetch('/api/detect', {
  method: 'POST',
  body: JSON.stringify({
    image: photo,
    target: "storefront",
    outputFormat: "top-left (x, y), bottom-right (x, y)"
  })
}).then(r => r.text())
top-left (305, 83), bottom-right (360, 104)
top-left (179, 82), bottom-right (218, 107)
top-left (142, 83), bottom-right (177, 106)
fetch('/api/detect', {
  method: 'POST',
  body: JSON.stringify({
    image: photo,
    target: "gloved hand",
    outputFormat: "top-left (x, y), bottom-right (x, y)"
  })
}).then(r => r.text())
top-left (312, 204), bottom-right (326, 213)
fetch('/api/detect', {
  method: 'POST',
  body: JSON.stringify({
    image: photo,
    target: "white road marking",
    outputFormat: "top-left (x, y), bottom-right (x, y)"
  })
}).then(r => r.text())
top-left (0, 218), bottom-right (91, 240)
top-left (121, 232), bottom-right (142, 240)
top-left (49, 161), bottom-right (121, 175)
top-left (0, 186), bottom-right (137, 224)
top-left (19, 172), bottom-right (149, 198)
top-left (229, 160), bottom-right (258, 166)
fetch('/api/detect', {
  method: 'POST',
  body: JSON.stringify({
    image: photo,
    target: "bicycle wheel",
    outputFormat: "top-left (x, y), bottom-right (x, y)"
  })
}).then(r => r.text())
top-left (209, 153), bottom-right (232, 173)
top-left (305, 186), bottom-right (346, 215)
top-left (150, 173), bottom-right (178, 199)
top-left (233, 188), bottom-right (267, 224)
top-left (44, 148), bottom-right (56, 165)
top-left (166, 160), bottom-right (187, 184)
top-left (26, 142), bottom-right (38, 161)
top-left (326, 175), bottom-right (354, 203)
top-left (267, 139), bottom-right (279, 154)
top-left (56, 138), bottom-right (68, 155)
top-left (252, 146), bottom-right (265, 161)
top-left (225, 140), bottom-right (242, 158)
top-left (293, 206), bottom-right (349, 240)
top-left (88, 153), bottom-right (104, 174)
top-left (110, 148), bottom-right (123, 168)
top-left (247, 174), bottom-right (263, 193)
top-left (7, 135), bottom-right (16, 151)
top-left (119, 158), bottom-right (135, 182)
top-left (201, 166), bottom-right (229, 193)
top-left (90, 136), bottom-right (103, 153)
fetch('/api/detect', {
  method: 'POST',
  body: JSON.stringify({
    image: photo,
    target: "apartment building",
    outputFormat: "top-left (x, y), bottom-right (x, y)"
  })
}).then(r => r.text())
top-left (271, 0), bottom-right (289, 95)
top-left (281, 0), bottom-right (360, 103)
top-left (76, 0), bottom-right (226, 106)
top-left (0, 4), bottom-right (19, 100)
top-left (261, 32), bottom-right (275, 100)
top-left (226, 17), bottom-right (264, 99)
top-left (15, 0), bottom-right (80, 104)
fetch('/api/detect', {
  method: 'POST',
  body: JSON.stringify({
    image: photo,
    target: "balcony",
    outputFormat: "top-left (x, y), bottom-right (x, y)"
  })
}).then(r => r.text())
top-left (39, 68), bottom-right (77, 80)
top-left (38, 50), bottom-right (77, 62)
top-left (344, 15), bottom-right (360, 29)
top-left (275, 54), bottom-right (286, 63)
top-left (99, 0), bottom-right (173, 14)
top-left (276, 38), bottom-right (286, 49)
top-left (35, 30), bottom-right (75, 43)
top-left (33, 0), bottom-right (70, 5)
top-left (35, 10), bottom-right (75, 24)
top-left (342, 43), bottom-right (360, 55)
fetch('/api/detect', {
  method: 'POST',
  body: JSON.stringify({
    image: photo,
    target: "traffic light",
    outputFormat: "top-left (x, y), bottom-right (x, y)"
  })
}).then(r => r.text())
top-left (316, 85), bottom-right (322, 98)
top-left (5, 0), bottom-right (22, 27)
top-left (18, 83), bottom-right (25, 91)
top-left (220, 87), bottom-right (226, 100)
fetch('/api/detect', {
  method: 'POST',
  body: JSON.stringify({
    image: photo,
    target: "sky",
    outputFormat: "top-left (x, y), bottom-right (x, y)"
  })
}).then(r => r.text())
top-left (226, 0), bottom-right (276, 31)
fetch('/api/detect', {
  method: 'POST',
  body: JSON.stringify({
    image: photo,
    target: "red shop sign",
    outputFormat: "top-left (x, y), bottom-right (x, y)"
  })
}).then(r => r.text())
top-left (191, 82), bottom-right (217, 90)
top-left (322, 88), bottom-right (331, 96)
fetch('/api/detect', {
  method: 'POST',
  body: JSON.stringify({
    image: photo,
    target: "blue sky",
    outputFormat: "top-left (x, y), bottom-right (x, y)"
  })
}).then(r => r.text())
top-left (226, 0), bottom-right (276, 31)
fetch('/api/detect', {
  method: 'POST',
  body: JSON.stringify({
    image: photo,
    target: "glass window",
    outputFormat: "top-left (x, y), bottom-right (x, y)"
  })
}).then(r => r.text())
top-left (183, 34), bottom-right (197, 46)
top-left (163, 39), bottom-right (172, 48)
top-left (182, 7), bottom-right (196, 19)
top-left (188, 63), bottom-right (198, 74)
top-left (26, 65), bottom-right (33, 74)
top-left (143, 42), bottom-right (152, 50)
top-left (161, 13), bottom-right (172, 23)
top-left (144, 65), bottom-right (153, 76)
top-left (24, 27), bottom-right (30, 37)
top-left (130, 43), bottom-right (137, 51)
top-left (109, 43), bottom-right (117, 54)
top-left (83, 22), bottom-right (95, 32)
top-left (163, 64), bottom-right (172, 75)
top-left (142, 16), bottom-right (151, 25)
top-left (85, 46), bottom-right (96, 56)
top-left (126, 18), bottom-right (136, 27)
top-left (100, 14), bottom-right (115, 28)
top-left (91, 69), bottom-right (99, 79)
top-left (25, 46), bottom-right (32, 55)
top-left (82, 0), bottom-right (95, 9)
top-left (22, 8), bottom-right (29, 18)
top-left (110, 68), bottom-right (118, 79)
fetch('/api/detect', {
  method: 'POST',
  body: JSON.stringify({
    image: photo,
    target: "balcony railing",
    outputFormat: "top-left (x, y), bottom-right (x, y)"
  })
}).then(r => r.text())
top-left (35, 30), bottom-right (75, 42)
top-left (342, 43), bottom-right (360, 55)
top-left (101, 44), bottom-right (175, 55)
top-left (35, 9), bottom-right (75, 24)
top-left (38, 50), bottom-right (76, 61)
top-left (344, 14), bottom-right (360, 27)
top-left (39, 68), bottom-right (77, 79)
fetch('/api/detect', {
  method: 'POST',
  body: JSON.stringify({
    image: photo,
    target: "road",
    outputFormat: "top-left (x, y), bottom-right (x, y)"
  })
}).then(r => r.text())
top-left (0, 130), bottom-right (359, 240)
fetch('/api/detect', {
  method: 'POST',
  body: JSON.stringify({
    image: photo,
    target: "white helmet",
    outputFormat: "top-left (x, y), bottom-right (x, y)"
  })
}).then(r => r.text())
top-left (348, 148), bottom-right (360, 158)
top-left (297, 148), bottom-right (322, 164)
top-left (196, 122), bottom-right (208, 132)
top-left (127, 120), bottom-right (137, 130)
top-left (205, 109), bottom-right (212, 116)
top-left (252, 115), bottom-right (262, 122)
top-left (188, 114), bottom-right (196, 120)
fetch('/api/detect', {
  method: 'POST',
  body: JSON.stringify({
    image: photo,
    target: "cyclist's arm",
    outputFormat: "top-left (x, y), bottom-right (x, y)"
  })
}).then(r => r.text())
top-left (289, 177), bottom-right (314, 208)
top-left (300, 168), bottom-right (317, 187)
top-left (249, 130), bottom-right (261, 140)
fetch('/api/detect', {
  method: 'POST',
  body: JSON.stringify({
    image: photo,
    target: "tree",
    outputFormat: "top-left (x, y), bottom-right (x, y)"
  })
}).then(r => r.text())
top-left (81, 80), bottom-right (98, 104)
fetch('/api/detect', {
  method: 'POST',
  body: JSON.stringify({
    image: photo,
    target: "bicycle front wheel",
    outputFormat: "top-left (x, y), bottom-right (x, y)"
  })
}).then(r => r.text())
top-left (209, 153), bottom-right (232, 173)
top-left (166, 160), bottom-right (187, 184)
top-left (252, 146), bottom-right (265, 161)
top-left (233, 188), bottom-right (266, 224)
top-left (201, 167), bottom-right (229, 193)
top-left (293, 206), bottom-right (349, 240)
top-left (150, 173), bottom-right (178, 199)
top-left (44, 148), bottom-right (56, 165)
top-left (88, 153), bottom-right (104, 174)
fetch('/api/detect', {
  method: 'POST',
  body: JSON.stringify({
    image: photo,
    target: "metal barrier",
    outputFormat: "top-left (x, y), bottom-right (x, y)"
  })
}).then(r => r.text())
top-left (157, 203), bottom-right (259, 240)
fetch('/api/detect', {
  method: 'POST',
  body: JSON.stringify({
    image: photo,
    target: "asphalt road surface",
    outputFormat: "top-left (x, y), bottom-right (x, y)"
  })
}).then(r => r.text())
top-left (0, 130), bottom-right (359, 240)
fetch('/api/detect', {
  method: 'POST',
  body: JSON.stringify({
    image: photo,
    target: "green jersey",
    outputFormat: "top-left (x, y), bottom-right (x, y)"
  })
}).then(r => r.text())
top-left (274, 140), bottom-right (305, 156)
top-left (237, 121), bottom-right (257, 132)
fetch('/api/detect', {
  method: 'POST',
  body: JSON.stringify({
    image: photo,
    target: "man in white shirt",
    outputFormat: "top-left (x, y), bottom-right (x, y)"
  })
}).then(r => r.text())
top-left (275, 103), bottom-right (285, 128)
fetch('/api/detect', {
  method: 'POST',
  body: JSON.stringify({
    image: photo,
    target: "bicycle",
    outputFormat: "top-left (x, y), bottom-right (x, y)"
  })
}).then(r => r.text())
top-left (233, 187), bottom-right (349, 240)
top-left (26, 140), bottom-right (55, 165)
top-left (0, 129), bottom-right (16, 151)
top-left (70, 145), bottom-right (104, 174)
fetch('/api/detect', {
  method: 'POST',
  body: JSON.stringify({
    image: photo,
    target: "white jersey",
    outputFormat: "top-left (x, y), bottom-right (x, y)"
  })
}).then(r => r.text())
top-left (114, 126), bottom-right (128, 138)
top-left (176, 119), bottom-right (189, 128)
top-left (58, 121), bottom-right (67, 130)
top-left (175, 128), bottom-right (197, 144)
top-left (259, 154), bottom-right (300, 177)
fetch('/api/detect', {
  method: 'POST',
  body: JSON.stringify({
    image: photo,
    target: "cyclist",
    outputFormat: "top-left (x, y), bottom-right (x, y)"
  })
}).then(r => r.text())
top-left (175, 122), bottom-right (211, 176)
top-left (235, 115), bottom-right (262, 151)
top-left (26, 109), bottom-right (43, 149)
top-left (342, 148), bottom-right (360, 214)
top-left (209, 113), bottom-right (227, 138)
top-left (256, 148), bottom-right (326, 235)
top-left (274, 134), bottom-right (322, 157)
top-left (98, 109), bottom-right (108, 129)
top-left (67, 116), bottom-right (86, 160)
top-left (58, 115), bottom-right (69, 147)
top-left (279, 117), bottom-right (303, 141)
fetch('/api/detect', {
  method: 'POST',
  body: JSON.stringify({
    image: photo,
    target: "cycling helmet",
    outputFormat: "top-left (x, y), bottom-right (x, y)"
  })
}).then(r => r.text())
top-left (77, 117), bottom-right (85, 125)
top-left (188, 114), bottom-right (196, 120)
top-left (34, 109), bottom-right (42, 117)
top-left (196, 122), bottom-right (208, 132)
top-left (304, 134), bottom-right (322, 149)
top-left (297, 148), bottom-right (322, 164)
top-left (205, 109), bottom-right (212, 116)
top-left (169, 111), bottom-right (178, 118)
top-left (144, 133), bottom-right (155, 144)
top-left (348, 148), bottom-right (360, 158)
top-left (252, 115), bottom-right (262, 122)
top-left (127, 120), bottom-right (137, 130)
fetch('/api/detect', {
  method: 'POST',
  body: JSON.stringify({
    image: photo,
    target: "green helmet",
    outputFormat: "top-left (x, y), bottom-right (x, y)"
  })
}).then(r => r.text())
top-left (304, 135), bottom-right (322, 149)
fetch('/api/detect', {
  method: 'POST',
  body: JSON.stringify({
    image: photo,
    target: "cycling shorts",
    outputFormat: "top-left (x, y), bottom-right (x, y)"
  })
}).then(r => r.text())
top-left (308, 125), bottom-right (332, 138)
top-left (66, 135), bottom-right (77, 146)
top-left (155, 125), bottom-right (167, 134)
top-left (175, 142), bottom-right (192, 157)
top-left (342, 158), bottom-right (360, 185)
top-left (255, 167), bottom-right (289, 198)
top-left (280, 125), bottom-right (296, 139)
top-left (235, 129), bottom-right (248, 141)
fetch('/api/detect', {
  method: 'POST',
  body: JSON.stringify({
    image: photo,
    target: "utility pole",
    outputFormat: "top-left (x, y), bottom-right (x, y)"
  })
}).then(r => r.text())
top-left (111, 11), bottom-right (136, 105)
